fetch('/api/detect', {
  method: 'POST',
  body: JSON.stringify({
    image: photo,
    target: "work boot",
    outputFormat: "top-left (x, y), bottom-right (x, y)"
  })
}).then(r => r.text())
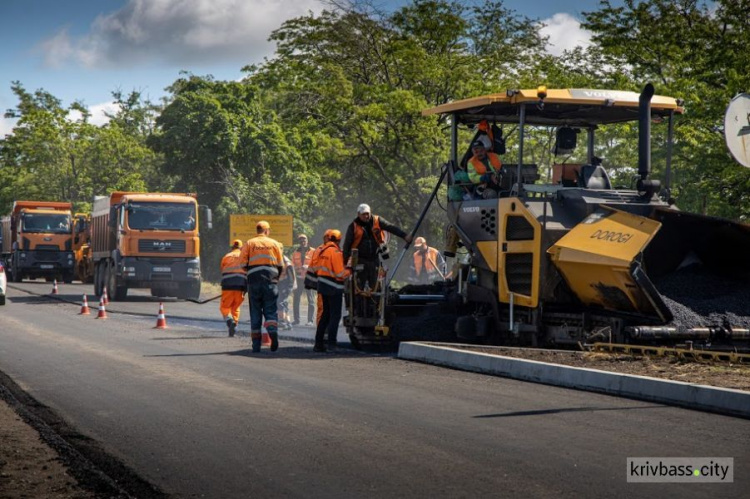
top-left (227, 318), bottom-right (236, 337)
top-left (250, 332), bottom-right (262, 353)
top-left (313, 343), bottom-right (327, 353)
top-left (269, 332), bottom-right (279, 352)
top-left (327, 341), bottom-right (337, 353)
top-left (292, 320), bottom-right (300, 325)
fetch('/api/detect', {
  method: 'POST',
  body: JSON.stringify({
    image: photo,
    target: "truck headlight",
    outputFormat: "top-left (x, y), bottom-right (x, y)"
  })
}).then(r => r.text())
top-left (187, 268), bottom-right (201, 274)
top-left (124, 267), bottom-right (136, 272)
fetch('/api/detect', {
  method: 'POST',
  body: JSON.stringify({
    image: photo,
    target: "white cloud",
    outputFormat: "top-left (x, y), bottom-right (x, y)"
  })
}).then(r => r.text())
top-left (0, 117), bottom-right (18, 138)
top-left (68, 101), bottom-right (121, 126)
top-left (40, 0), bottom-right (324, 69)
top-left (539, 13), bottom-right (593, 57)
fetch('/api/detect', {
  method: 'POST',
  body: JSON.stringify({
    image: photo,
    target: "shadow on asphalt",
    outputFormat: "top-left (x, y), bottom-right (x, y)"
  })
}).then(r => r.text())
top-left (143, 345), bottom-right (365, 359)
top-left (473, 405), bottom-right (663, 418)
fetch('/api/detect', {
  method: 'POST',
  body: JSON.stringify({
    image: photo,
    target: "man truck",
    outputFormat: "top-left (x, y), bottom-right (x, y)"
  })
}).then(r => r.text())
top-left (91, 192), bottom-right (211, 301)
top-left (0, 201), bottom-right (75, 283)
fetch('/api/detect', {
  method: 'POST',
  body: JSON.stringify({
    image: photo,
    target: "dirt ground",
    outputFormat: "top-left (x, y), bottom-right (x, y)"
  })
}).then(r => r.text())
top-left (450, 345), bottom-right (750, 392)
top-left (0, 399), bottom-right (93, 499)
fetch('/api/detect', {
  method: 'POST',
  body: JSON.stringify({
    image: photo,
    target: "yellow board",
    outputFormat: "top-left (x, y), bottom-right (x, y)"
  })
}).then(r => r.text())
top-left (230, 214), bottom-right (294, 247)
top-left (547, 207), bottom-right (668, 320)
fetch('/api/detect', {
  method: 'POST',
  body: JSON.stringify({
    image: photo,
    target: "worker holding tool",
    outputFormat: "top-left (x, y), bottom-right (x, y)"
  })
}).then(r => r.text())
top-left (409, 237), bottom-right (446, 284)
top-left (342, 204), bottom-right (412, 290)
top-left (467, 140), bottom-right (503, 198)
top-left (314, 230), bottom-right (350, 352)
top-left (240, 221), bottom-right (284, 353)
top-left (292, 234), bottom-right (316, 325)
top-left (219, 239), bottom-right (247, 337)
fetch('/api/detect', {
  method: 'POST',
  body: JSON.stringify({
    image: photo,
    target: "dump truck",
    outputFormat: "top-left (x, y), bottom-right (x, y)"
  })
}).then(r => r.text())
top-left (0, 201), bottom-right (75, 283)
top-left (91, 192), bottom-right (211, 300)
top-left (345, 84), bottom-right (750, 351)
top-left (72, 213), bottom-right (94, 283)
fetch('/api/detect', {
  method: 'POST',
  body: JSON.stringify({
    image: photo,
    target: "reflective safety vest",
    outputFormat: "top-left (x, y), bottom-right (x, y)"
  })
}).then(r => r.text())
top-left (239, 234), bottom-right (284, 283)
top-left (292, 247), bottom-right (314, 278)
top-left (468, 153), bottom-right (502, 184)
top-left (304, 244), bottom-right (327, 290)
top-left (413, 247), bottom-right (441, 277)
top-left (316, 241), bottom-right (350, 295)
top-left (352, 216), bottom-right (384, 249)
top-left (220, 248), bottom-right (247, 291)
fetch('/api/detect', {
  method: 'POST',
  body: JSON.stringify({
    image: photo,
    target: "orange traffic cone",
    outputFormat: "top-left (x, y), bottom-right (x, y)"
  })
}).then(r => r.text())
top-left (79, 294), bottom-right (91, 315)
top-left (154, 302), bottom-right (168, 329)
top-left (51, 279), bottom-right (59, 295)
top-left (102, 287), bottom-right (109, 305)
top-left (96, 297), bottom-right (108, 319)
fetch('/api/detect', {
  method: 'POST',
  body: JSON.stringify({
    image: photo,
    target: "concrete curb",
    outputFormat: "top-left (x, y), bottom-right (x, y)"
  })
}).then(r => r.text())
top-left (398, 342), bottom-right (750, 419)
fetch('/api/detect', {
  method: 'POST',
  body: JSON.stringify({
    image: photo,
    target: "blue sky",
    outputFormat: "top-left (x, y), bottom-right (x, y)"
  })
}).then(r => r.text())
top-left (0, 0), bottom-right (617, 135)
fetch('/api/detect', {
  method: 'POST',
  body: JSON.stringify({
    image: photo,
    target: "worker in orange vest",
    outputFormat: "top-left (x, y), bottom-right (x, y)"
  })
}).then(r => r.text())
top-left (467, 141), bottom-right (503, 197)
top-left (314, 229), bottom-right (350, 352)
top-left (409, 237), bottom-right (446, 284)
top-left (292, 234), bottom-right (316, 325)
top-left (239, 221), bottom-right (284, 353)
top-left (220, 239), bottom-right (247, 337)
top-left (305, 230), bottom-right (333, 327)
top-left (342, 204), bottom-right (412, 291)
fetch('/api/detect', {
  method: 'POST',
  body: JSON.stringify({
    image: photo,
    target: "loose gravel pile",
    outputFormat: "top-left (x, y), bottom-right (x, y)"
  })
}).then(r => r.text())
top-left (654, 265), bottom-right (750, 330)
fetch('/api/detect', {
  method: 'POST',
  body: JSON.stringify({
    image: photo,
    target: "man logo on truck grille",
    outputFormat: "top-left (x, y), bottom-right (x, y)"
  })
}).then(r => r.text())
top-left (153, 241), bottom-right (172, 251)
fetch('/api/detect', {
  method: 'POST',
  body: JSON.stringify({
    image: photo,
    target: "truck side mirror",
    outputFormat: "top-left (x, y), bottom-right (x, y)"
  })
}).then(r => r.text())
top-left (108, 207), bottom-right (117, 228)
top-left (201, 206), bottom-right (213, 230)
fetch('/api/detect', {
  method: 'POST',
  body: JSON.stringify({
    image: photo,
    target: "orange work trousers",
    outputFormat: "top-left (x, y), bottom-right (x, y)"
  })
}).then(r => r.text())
top-left (220, 290), bottom-right (244, 323)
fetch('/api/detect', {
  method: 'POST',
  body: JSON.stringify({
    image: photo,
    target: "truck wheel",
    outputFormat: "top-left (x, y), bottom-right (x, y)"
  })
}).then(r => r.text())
top-left (11, 260), bottom-right (22, 283)
top-left (93, 264), bottom-right (102, 296)
top-left (0, 295), bottom-right (5, 306)
top-left (184, 282), bottom-right (201, 301)
top-left (113, 284), bottom-right (128, 300)
top-left (63, 271), bottom-right (74, 284)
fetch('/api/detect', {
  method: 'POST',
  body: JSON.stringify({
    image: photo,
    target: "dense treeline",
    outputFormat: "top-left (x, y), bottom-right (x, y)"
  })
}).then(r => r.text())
top-left (1, 0), bottom-right (749, 279)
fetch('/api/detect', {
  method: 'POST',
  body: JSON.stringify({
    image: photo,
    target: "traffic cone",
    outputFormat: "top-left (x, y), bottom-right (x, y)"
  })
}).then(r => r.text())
top-left (96, 297), bottom-right (108, 319)
top-left (51, 279), bottom-right (59, 295)
top-left (102, 287), bottom-right (109, 305)
top-left (261, 321), bottom-right (273, 347)
top-left (79, 294), bottom-right (91, 315)
top-left (154, 302), bottom-right (168, 329)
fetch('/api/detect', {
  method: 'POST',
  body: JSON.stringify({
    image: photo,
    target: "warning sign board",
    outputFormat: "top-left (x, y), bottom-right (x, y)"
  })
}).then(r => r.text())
top-left (229, 214), bottom-right (294, 247)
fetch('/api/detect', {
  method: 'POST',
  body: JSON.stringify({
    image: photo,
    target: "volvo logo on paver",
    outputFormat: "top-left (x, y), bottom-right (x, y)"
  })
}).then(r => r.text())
top-left (462, 207), bottom-right (480, 213)
top-left (590, 229), bottom-right (633, 243)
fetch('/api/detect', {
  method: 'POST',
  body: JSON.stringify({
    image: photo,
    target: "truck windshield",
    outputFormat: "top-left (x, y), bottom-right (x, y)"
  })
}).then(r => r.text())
top-left (22, 213), bottom-right (71, 234)
top-left (127, 202), bottom-right (196, 231)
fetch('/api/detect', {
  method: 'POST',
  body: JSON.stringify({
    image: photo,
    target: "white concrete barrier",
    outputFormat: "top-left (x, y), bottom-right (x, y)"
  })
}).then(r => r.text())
top-left (398, 342), bottom-right (750, 419)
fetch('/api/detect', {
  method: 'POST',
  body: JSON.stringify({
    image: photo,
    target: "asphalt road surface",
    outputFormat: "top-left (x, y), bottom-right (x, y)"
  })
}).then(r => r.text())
top-left (1, 282), bottom-right (748, 498)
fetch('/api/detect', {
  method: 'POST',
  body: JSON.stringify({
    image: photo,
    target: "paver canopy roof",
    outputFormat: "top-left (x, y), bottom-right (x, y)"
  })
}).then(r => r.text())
top-left (422, 88), bottom-right (684, 127)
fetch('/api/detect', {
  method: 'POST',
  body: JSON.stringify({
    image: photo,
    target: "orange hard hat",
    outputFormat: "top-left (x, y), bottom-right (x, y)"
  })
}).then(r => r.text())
top-left (328, 229), bottom-right (342, 242)
top-left (414, 236), bottom-right (427, 247)
top-left (232, 239), bottom-right (243, 249)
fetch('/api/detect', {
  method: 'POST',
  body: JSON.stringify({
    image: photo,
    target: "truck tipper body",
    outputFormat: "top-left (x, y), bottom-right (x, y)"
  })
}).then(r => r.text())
top-left (91, 192), bottom-right (205, 300)
top-left (0, 201), bottom-right (75, 282)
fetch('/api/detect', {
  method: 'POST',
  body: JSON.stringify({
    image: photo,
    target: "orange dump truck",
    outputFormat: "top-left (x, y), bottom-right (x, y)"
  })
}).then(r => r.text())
top-left (90, 192), bottom-right (211, 301)
top-left (0, 201), bottom-right (75, 283)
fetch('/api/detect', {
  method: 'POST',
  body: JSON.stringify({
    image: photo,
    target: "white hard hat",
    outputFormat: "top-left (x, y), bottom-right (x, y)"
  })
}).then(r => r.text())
top-left (357, 203), bottom-right (371, 214)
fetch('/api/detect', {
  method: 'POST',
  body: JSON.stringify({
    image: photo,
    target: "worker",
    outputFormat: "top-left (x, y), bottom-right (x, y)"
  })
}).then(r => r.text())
top-left (220, 239), bottom-right (247, 337)
top-left (409, 237), bottom-right (446, 284)
top-left (467, 140), bottom-right (503, 197)
top-left (342, 204), bottom-right (412, 291)
top-left (305, 230), bottom-right (333, 327)
top-left (314, 229), bottom-right (350, 352)
top-left (239, 221), bottom-right (284, 353)
top-left (277, 254), bottom-right (296, 330)
top-left (292, 234), bottom-right (316, 325)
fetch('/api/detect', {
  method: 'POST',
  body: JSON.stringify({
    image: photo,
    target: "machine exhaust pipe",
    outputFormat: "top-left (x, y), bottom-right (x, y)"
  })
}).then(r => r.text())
top-left (637, 83), bottom-right (660, 196)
